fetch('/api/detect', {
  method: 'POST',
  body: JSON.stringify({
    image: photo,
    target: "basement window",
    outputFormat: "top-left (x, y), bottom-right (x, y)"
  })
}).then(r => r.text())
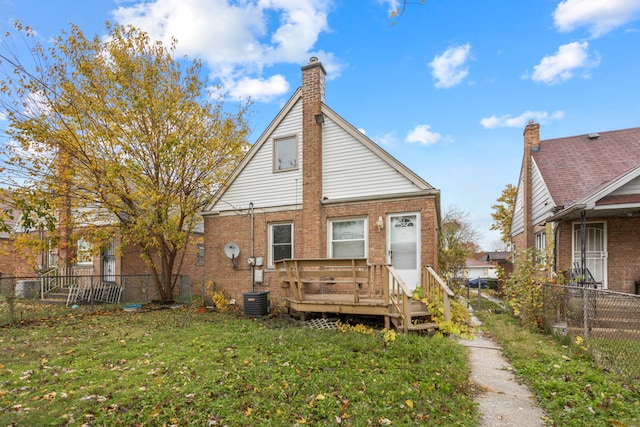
top-left (273, 136), bottom-right (298, 172)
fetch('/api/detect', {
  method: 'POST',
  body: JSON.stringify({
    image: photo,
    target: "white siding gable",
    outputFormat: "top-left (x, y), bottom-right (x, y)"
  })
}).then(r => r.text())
top-left (210, 100), bottom-right (303, 212)
top-left (608, 175), bottom-right (640, 197)
top-left (511, 174), bottom-right (525, 236)
top-left (322, 117), bottom-right (425, 200)
top-left (531, 160), bottom-right (555, 225)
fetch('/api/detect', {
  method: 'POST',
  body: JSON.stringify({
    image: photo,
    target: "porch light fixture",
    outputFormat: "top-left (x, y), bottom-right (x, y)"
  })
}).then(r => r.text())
top-left (314, 113), bottom-right (325, 124)
top-left (376, 216), bottom-right (384, 231)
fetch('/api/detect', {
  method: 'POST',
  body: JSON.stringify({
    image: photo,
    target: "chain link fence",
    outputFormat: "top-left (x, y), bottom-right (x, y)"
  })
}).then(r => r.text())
top-left (0, 273), bottom-right (203, 327)
top-left (542, 284), bottom-right (640, 380)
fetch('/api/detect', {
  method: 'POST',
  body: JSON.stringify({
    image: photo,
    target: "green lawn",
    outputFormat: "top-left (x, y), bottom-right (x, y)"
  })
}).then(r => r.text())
top-left (476, 309), bottom-right (640, 427)
top-left (0, 304), bottom-right (478, 426)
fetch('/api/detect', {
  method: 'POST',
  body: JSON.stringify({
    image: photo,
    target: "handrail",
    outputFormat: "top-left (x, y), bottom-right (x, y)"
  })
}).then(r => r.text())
top-left (386, 265), bottom-right (413, 332)
top-left (422, 265), bottom-right (453, 322)
top-left (40, 267), bottom-right (61, 296)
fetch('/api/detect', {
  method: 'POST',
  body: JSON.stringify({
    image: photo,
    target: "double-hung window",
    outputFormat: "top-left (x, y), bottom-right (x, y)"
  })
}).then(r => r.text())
top-left (76, 238), bottom-right (93, 266)
top-left (273, 136), bottom-right (298, 172)
top-left (196, 244), bottom-right (205, 266)
top-left (269, 223), bottom-right (293, 267)
top-left (329, 218), bottom-right (367, 258)
top-left (535, 230), bottom-right (546, 264)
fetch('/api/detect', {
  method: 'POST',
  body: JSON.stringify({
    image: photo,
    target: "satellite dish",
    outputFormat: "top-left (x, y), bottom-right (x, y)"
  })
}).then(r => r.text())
top-left (224, 242), bottom-right (240, 259)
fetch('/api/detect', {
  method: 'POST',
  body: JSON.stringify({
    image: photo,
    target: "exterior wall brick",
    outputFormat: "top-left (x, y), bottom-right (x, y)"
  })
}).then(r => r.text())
top-left (555, 217), bottom-right (640, 293)
top-left (203, 195), bottom-right (439, 309)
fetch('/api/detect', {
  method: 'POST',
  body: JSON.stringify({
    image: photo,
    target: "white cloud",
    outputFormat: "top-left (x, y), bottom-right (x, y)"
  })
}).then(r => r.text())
top-left (378, 0), bottom-right (400, 15)
top-left (112, 0), bottom-right (333, 102)
top-left (554, 0), bottom-right (640, 38)
top-left (406, 125), bottom-right (442, 145)
top-left (480, 110), bottom-right (565, 129)
top-left (225, 74), bottom-right (290, 102)
top-left (376, 132), bottom-right (397, 147)
top-left (530, 41), bottom-right (600, 85)
top-left (429, 44), bottom-right (471, 89)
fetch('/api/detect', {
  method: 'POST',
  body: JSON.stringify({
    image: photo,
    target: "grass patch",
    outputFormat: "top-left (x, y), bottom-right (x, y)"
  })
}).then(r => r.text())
top-left (476, 310), bottom-right (640, 427)
top-left (0, 304), bottom-right (478, 426)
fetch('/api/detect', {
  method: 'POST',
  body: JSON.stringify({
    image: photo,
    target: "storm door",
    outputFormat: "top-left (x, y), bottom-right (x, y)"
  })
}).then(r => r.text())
top-left (572, 222), bottom-right (607, 289)
top-left (101, 238), bottom-right (116, 283)
top-left (387, 213), bottom-right (420, 290)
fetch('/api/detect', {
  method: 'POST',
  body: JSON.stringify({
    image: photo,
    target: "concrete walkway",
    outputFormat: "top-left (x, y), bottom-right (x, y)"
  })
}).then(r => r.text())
top-left (459, 309), bottom-right (549, 426)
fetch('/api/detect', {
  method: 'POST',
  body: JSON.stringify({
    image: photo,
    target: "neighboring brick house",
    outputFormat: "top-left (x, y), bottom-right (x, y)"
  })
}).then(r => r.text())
top-left (201, 57), bottom-right (441, 309)
top-left (61, 229), bottom-right (205, 302)
top-left (0, 201), bottom-right (18, 277)
top-left (5, 212), bottom-right (204, 302)
top-left (485, 251), bottom-right (512, 277)
top-left (511, 121), bottom-right (640, 293)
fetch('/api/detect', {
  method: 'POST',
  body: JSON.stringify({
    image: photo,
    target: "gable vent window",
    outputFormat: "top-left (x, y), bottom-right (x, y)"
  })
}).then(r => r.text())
top-left (273, 136), bottom-right (298, 172)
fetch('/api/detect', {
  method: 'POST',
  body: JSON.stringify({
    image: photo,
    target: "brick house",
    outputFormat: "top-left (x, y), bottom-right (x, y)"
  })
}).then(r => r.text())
top-left (511, 121), bottom-right (640, 293)
top-left (5, 212), bottom-right (204, 302)
top-left (201, 57), bottom-right (441, 309)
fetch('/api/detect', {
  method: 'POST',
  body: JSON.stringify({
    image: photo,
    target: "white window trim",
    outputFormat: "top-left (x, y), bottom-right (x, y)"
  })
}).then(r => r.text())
top-left (535, 230), bottom-right (546, 264)
top-left (273, 135), bottom-right (299, 173)
top-left (268, 222), bottom-right (294, 268)
top-left (76, 238), bottom-right (93, 266)
top-left (328, 217), bottom-right (368, 259)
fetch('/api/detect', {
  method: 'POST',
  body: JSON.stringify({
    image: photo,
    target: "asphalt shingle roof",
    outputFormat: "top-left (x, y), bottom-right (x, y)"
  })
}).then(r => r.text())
top-left (533, 127), bottom-right (640, 207)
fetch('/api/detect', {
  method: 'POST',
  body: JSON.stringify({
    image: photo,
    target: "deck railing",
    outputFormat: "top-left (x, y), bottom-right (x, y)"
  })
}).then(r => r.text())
top-left (386, 265), bottom-right (414, 332)
top-left (422, 265), bottom-right (454, 322)
top-left (276, 259), bottom-right (450, 332)
top-left (277, 258), bottom-right (385, 303)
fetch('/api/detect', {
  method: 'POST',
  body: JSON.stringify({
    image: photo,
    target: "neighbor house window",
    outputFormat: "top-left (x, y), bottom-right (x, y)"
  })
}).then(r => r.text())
top-left (269, 223), bottom-right (293, 267)
top-left (76, 238), bottom-right (93, 266)
top-left (330, 218), bottom-right (367, 258)
top-left (196, 244), bottom-right (205, 266)
top-left (273, 136), bottom-right (297, 172)
top-left (535, 231), bottom-right (546, 264)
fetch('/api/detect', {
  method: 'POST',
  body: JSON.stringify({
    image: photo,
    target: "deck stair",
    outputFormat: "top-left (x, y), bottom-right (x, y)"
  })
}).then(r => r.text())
top-left (389, 299), bottom-right (439, 332)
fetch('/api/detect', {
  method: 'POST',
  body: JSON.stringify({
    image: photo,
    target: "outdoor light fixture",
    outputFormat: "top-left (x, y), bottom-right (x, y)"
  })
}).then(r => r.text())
top-left (376, 216), bottom-right (384, 231)
top-left (314, 113), bottom-right (325, 124)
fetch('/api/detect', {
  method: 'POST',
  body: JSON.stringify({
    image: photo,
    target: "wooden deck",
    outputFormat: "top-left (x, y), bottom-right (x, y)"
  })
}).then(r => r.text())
top-left (275, 259), bottom-right (453, 332)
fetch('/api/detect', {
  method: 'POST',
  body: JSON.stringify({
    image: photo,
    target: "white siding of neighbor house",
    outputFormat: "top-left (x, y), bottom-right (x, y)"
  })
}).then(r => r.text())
top-left (322, 118), bottom-right (423, 200)
top-left (609, 175), bottom-right (640, 196)
top-left (211, 100), bottom-right (303, 212)
top-left (531, 161), bottom-right (555, 225)
top-left (511, 174), bottom-right (525, 236)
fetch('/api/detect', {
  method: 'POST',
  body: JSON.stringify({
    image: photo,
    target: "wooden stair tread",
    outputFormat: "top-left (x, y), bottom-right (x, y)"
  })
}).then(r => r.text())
top-left (409, 322), bottom-right (439, 331)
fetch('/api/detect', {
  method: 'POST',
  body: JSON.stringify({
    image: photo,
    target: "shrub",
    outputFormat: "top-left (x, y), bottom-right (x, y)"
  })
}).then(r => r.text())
top-left (502, 248), bottom-right (546, 331)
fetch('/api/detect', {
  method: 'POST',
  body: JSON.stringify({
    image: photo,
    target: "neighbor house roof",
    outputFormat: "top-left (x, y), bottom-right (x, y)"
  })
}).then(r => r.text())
top-left (533, 127), bottom-right (640, 208)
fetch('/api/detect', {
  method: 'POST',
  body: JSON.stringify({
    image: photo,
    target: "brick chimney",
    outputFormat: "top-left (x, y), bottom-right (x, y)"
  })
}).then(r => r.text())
top-left (301, 57), bottom-right (326, 257)
top-left (522, 120), bottom-right (540, 250)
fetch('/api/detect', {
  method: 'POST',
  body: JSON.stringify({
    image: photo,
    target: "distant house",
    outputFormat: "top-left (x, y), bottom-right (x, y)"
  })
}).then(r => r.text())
top-left (201, 57), bottom-right (441, 309)
top-left (465, 257), bottom-right (498, 281)
top-left (485, 251), bottom-right (512, 277)
top-left (511, 121), bottom-right (640, 293)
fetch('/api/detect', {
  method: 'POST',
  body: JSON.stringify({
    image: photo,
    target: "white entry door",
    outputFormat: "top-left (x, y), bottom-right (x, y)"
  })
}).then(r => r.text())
top-left (572, 222), bottom-right (607, 289)
top-left (387, 213), bottom-right (420, 290)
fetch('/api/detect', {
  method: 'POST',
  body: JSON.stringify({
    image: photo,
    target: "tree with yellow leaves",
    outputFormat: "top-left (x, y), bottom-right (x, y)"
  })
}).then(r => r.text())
top-left (0, 22), bottom-right (250, 300)
top-left (490, 183), bottom-right (517, 245)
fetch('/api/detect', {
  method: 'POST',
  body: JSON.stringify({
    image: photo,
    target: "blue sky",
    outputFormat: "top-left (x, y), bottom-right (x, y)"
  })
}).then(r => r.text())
top-left (1, 0), bottom-right (640, 250)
